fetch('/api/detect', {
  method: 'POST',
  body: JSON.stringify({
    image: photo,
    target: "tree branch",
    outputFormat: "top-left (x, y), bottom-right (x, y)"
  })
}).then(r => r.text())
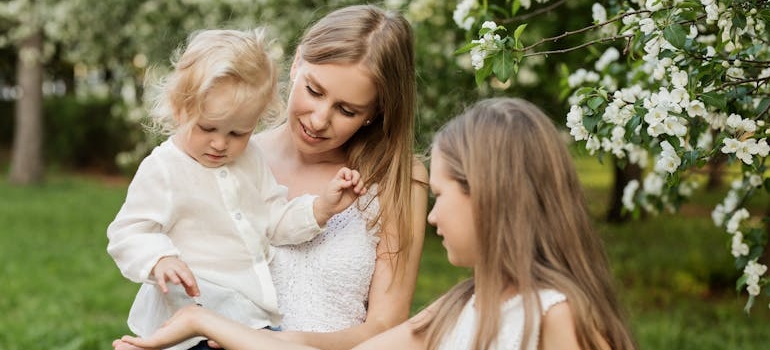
top-left (522, 33), bottom-right (635, 58)
top-left (520, 9), bottom-right (650, 52)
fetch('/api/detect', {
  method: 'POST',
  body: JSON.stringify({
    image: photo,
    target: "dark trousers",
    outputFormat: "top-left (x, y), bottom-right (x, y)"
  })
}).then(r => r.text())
top-left (188, 340), bottom-right (221, 350)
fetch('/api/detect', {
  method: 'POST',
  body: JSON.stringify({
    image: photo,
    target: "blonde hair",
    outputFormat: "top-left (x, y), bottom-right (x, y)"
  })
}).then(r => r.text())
top-left (280, 5), bottom-right (419, 266)
top-left (419, 98), bottom-right (636, 350)
top-left (144, 28), bottom-right (280, 136)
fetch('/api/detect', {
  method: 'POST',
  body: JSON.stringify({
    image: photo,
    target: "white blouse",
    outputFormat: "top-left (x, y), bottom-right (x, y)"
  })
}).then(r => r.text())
top-left (270, 185), bottom-right (381, 331)
top-left (107, 139), bottom-right (322, 349)
top-left (438, 289), bottom-right (567, 350)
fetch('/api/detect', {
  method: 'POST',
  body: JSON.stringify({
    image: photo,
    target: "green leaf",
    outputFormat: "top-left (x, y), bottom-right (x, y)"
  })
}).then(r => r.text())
top-left (475, 61), bottom-right (494, 86)
top-left (744, 294), bottom-right (755, 314)
top-left (755, 98), bottom-right (770, 117)
top-left (587, 96), bottom-right (605, 110)
top-left (700, 91), bottom-right (727, 110)
top-left (582, 114), bottom-right (601, 132)
top-left (662, 24), bottom-right (687, 49)
top-left (513, 23), bottom-right (527, 41)
top-left (511, 0), bottom-right (521, 17)
top-left (735, 274), bottom-right (749, 291)
top-left (492, 51), bottom-right (515, 83)
top-left (455, 42), bottom-right (477, 55)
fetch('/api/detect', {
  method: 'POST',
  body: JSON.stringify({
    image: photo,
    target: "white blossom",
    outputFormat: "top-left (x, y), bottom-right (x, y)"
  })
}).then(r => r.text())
top-left (592, 3), bottom-right (607, 23)
top-left (595, 47), bottom-right (620, 71)
top-left (639, 17), bottom-right (656, 35)
top-left (453, 0), bottom-right (477, 30)
top-left (622, 179), bottom-right (640, 210)
top-left (726, 208), bottom-right (749, 234)
top-left (671, 70), bottom-right (688, 88)
top-left (731, 231), bottom-right (750, 257)
top-left (654, 140), bottom-right (682, 174)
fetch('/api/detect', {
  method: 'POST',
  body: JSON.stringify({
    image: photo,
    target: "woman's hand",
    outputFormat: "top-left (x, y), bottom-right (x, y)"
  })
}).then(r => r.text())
top-left (117, 305), bottom-right (205, 349)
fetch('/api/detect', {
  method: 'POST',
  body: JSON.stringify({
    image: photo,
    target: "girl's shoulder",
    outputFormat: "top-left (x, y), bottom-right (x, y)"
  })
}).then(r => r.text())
top-left (411, 155), bottom-right (429, 183)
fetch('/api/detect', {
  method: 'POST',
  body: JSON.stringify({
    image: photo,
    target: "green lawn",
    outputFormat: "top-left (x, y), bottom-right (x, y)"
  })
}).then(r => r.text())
top-left (1, 155), bottom-right (769, 349)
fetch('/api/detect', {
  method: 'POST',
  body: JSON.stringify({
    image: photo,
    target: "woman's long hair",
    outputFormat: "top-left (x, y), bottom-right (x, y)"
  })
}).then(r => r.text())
top-left (277, 5), bottom-right (419, 270)
top-left (418, 97), bottom-right (636, 350)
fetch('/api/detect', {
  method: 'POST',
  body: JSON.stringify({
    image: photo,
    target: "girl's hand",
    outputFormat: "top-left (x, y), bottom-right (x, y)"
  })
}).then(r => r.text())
top-left (152, 256), bottom-right (200, 297)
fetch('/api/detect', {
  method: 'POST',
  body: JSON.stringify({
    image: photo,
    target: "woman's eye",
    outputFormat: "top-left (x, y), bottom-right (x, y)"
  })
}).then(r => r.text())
top-left (339, 106), bottom-right (355, 117)
top-left (305, 85), bottom-right (321, 97)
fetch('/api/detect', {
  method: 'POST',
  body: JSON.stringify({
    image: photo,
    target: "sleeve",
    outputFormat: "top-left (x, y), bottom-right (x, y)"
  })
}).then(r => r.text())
top-left (106, 153), bottom-right (180, 283)
top-left (248, 141), bottom-right (324, 245)
top-left (264, 187), bottom-right (323, 245)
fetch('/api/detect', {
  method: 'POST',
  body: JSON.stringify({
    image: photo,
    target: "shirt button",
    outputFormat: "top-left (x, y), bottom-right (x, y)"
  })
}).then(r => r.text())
top-left (219, 170), bottom-right (227, 178)
top-left (234, 213), bottom-right (242, 220)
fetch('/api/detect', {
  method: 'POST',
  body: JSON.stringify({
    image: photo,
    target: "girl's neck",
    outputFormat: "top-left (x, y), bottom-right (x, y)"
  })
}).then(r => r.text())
top-left (472, 281), bottom-right (519, 304)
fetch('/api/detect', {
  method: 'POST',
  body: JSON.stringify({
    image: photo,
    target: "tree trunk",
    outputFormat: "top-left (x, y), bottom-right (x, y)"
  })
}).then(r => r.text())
top-left (9, 29), bottom-right (45, 185)
top-left (706, 153), bottom-right (727, 191)
top-left (606, 159), bottom-right (642, 223)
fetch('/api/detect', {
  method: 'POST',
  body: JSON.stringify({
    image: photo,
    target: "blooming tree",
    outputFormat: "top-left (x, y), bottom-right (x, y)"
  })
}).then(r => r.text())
top-left (453, 0), bottom-right (770, 312)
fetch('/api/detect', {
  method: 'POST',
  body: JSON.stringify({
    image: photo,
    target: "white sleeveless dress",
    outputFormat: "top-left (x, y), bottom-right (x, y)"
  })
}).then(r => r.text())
top-left (269, 185), bottom-right (381, 331)
top-left (438, 289), bottom-right (567, 350)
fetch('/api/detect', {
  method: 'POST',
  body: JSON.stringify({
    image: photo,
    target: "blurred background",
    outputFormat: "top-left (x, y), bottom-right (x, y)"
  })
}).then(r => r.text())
top-left (1, 1), bottom-right (768, 349)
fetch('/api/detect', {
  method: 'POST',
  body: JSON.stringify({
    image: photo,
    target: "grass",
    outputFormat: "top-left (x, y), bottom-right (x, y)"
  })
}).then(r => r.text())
top-left (1, 155), bottom-right (769, 349)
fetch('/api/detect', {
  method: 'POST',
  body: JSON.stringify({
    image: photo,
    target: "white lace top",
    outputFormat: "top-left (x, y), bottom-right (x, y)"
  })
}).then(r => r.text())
top-left (438, 289), bottom-right (566, 350)
top-left (270, 185), bottom-right (381, 331)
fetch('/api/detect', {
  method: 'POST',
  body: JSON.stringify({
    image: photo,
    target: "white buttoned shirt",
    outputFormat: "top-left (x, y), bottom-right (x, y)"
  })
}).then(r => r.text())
top-left (107, 138), bottom-right (322, 347)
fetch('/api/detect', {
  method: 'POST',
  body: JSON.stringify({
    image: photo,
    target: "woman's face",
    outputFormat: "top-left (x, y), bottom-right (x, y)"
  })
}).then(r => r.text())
top-left (287, 58), bottom-right (377, 160)
top-left (427, 147), bottom-right (479, 268)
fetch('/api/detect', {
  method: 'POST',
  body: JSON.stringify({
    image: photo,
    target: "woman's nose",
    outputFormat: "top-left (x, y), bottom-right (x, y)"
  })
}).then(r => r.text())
top-left (309, 105), bottom-right (332, 130)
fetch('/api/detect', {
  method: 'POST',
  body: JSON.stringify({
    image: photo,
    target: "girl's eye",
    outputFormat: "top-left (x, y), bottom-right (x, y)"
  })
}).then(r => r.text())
top-left (198, 125), bottom-right (215, 132)
top-left (306, 85), bottom-right (321, 97)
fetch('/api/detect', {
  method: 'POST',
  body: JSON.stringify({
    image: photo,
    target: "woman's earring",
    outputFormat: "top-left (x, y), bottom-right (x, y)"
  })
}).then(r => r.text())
top-left (364, 120), bottom-right (371, 126)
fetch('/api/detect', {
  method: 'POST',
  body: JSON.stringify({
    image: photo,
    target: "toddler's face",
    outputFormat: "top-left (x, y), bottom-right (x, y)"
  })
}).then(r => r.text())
top-left (175, 86), bottom-right (260, 168)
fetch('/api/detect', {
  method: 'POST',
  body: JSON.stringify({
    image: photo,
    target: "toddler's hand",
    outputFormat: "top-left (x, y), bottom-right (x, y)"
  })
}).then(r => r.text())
top-left (152, 256), bottom-right (200, 297)
top-left (314, 167), bottom-right (366, 224)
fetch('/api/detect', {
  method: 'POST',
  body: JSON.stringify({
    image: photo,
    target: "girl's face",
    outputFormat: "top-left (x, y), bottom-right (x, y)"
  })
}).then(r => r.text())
top-left (174, 85), bottom-right (259, 168)
top-left (427, 148), bottom-right (479, 268)
top-left (286, 58), bottom-right (377, 161)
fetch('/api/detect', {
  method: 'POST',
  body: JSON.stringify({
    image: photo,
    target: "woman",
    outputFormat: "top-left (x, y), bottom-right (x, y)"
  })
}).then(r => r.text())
top-left (252, 4), bottom-right (428, 349)
top-left (115, 97), bottom-right (636, 350)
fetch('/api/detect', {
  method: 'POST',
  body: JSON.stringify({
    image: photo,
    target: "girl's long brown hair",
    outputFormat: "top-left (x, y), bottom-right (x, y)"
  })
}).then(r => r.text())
top-left (417, 98), bottom-right (636, 350)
